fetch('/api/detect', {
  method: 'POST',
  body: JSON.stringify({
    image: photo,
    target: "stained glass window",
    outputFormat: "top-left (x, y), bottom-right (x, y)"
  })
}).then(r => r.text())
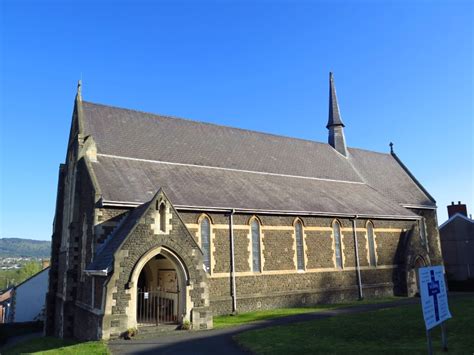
top-left (251, 219), bottom-right (261, 272)
top-left (295, 221), bottom-right (305, 270)
top-left (201, 217), bottom-right (211, 272)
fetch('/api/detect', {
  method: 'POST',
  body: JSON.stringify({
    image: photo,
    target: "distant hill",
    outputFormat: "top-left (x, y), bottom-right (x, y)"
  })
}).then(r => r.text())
top-left (0, 238), bottom-right (51, 258)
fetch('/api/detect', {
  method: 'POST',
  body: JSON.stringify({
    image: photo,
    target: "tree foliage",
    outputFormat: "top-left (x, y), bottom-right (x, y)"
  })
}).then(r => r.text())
top-left (0, 261), bottom-right (43, 290)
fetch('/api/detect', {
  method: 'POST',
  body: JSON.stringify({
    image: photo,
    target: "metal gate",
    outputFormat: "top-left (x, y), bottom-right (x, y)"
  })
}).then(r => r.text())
top-left (137, 289), bottom-right (179, 325)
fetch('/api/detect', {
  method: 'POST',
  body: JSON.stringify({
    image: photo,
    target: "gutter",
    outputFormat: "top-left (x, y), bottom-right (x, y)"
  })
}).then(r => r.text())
top-left (84, 269), bottom-right (109, 277)
top-left (401, 204), bottom-right (437, 210)
top-left (352, 216), bottom-right (363, 300)
top-left (229, 209), bottom-right (237, 314)
top-left (101, 200), bottom-right (421, 221)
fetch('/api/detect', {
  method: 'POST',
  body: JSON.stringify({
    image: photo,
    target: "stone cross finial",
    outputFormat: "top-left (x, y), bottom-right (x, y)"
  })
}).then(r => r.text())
top-left (76, 80), bottom-right (82, 101)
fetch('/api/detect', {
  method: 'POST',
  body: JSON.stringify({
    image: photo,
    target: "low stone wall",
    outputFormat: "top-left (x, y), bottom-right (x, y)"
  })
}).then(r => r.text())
top-left (73, 305), bottom-right (103, 340)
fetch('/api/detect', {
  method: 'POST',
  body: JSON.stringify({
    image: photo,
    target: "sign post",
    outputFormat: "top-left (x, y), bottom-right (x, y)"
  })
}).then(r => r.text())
top-left (419, 266), bottom-right (452, 354)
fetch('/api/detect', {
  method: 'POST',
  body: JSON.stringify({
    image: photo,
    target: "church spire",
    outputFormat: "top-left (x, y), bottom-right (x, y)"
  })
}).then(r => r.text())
top-left (327, 72), bottom-right (344, 128)
top-left (327, 72), bottom-right (348, 156)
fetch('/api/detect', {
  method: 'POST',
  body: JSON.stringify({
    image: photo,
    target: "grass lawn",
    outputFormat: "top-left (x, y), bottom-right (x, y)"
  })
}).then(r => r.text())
top-left (214, 296), bottom-right (402, 329)
top-left (235, 296), bottom-right (474, 354)
top-left (2, 337), bottom-right (109, 355)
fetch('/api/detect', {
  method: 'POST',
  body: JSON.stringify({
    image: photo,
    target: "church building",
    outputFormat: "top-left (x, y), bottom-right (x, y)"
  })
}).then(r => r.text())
top-left (45, 73), bottom-right (443, 340)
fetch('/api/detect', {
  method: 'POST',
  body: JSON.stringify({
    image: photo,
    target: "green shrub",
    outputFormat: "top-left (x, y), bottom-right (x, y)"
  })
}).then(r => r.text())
top-left (180, 320), bottom-right (191, 330)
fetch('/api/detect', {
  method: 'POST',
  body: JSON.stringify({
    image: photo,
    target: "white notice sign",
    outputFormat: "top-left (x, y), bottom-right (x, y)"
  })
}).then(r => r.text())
top-left (419, 266), bottom-right (452, 330)
top-left (144, 292), bottom-right (149, 300)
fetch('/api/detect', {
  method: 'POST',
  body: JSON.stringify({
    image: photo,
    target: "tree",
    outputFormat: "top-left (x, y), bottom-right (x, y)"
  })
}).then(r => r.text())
top-left (0, 261), bottom-right (42, 290)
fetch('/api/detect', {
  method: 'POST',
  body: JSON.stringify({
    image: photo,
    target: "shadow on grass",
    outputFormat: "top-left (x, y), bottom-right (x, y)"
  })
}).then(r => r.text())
top-left (2, 337), bottom-right (75, 354)
top-left (2, 336), bottom-right (108, 355)
top-left (213, 296), bottom-right (405, 329)
top-left (0, 321), bottom-right (43, 345)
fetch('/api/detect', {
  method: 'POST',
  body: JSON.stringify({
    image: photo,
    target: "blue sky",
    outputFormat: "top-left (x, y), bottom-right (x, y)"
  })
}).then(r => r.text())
top-left (0, 0), bottom-right (472, 241)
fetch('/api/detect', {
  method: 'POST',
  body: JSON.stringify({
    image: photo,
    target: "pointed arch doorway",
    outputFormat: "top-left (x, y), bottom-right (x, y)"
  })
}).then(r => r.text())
top-left (130, 246), bottom-right (190, 328)
top-left (407, 255), bottom-right (427, 296)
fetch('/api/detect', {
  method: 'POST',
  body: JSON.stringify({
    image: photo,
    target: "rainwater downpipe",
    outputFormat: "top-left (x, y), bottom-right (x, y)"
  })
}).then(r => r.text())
top-left (352, 215), bottom-right (363, 300)
top-left (229, 209), bottom-right (237, 313)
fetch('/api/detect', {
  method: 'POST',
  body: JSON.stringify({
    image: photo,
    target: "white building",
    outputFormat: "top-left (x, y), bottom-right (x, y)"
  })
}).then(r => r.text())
top-left (10, 267), bottom-right (49, 322)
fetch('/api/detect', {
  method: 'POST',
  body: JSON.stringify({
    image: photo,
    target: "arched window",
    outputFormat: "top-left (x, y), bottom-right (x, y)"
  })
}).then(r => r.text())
top-left (251, 219), bottom-right (261, 272)
top-left (159, 203), bottom-right (166, 232)
top-left (419, 218), bottom-right (427, 246)
top-left (367, 222), bottom-right (377, 267)
top-left (295, 221), bottom-right (305, 271)
top-left (333, 221), bottom-right (343, 269)
top-left (200, 216), bottom-right (211, 273)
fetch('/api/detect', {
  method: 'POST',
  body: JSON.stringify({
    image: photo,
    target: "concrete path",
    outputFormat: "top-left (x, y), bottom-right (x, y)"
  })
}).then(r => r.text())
top-left (108, 298), bottom-right (419, 355)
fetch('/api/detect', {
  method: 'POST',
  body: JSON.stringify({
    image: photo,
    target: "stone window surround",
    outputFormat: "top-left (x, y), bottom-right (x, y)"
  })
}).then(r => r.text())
top-left (365, 220), bottom-right (378, 267)
top-left (151, 198), bottom-right (172, 235)
top-left (159, 202), bottom-right (166, 232)
top-left (293, 218), bottom-right (307, 272)
top-left (185, 216), bottom-right (407, 277)
top-left (419, 217), bottom-right (429, 252)
top-left (197, 213), bottom-right (215, 275)
top-left (248, 216), bottom-right (264, 273)
top-left (332, 219), bottom-right (345, 269)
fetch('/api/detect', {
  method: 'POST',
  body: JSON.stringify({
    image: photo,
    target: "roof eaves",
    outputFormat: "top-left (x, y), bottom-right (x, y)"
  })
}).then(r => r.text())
top-left (99, 201), bottom-right (419, 220)
top-left (175, 205), bottom-right (420, 220)
top-left (83, 268), bottom-right (109, 277)
top-left (402, 203), bottom-right (437, 210)
top-left (439, 213), bottom-right (474, 230)
top-left (13, 267), bottom-right (50, 290)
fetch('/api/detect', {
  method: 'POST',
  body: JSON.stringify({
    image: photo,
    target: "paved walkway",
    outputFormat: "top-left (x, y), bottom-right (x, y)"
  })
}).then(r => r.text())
top-left (108, 298), bottom-right (419, 354)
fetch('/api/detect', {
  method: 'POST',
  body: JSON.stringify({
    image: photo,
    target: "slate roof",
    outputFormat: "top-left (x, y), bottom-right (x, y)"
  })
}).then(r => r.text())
top-left (80, 100), bottom-right (435, 218)
top-left (92, 155), bottom-right (415, 218)
top-left (348, 148), bottom-right (434, 207)
top-left (82, 102), bottom-right (361, 182)
top-left (86, 201), bottom-right (151, 272)
top-left (439, 213), bottom-right (474, 231)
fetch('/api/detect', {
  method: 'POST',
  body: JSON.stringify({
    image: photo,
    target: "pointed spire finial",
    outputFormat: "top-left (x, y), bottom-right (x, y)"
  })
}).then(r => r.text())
top-left (76, 79), bottom-right (82, 101)
top-left (326, 72), bottom-right (348, 156)
top-left (389, 142), bottom-right (394, 154)
top-left (327, 72), bottom-right (345, 129)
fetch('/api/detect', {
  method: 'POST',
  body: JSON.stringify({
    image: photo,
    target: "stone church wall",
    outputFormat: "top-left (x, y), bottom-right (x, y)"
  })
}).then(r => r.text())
top-left (94, 207), bottom-right (129, 244)
top-left (180, 211), bottom-right (416, 315)
top-left (46, 148), bottom-right (107, 339)
top-left (414, 208), bottom-right (444, 265)
top-left (55, 200), bottom-right (437, 339)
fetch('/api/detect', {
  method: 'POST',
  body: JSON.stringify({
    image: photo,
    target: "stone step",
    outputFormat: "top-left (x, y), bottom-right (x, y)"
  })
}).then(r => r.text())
top-left (135, 324), bottom-right (180, 339)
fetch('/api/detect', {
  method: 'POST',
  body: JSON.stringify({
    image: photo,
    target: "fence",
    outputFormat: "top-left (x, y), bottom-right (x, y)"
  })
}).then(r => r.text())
top-left (137, 288), bottom-right (179, 325)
